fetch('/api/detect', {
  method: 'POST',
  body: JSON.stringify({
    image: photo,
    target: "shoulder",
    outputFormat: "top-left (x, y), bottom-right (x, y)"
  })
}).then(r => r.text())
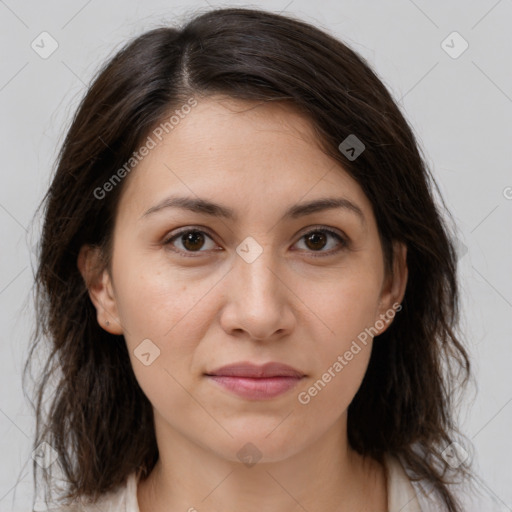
top-left (387, 454), bottom-right (505, 512)
top-left (412, 476), bottom-right (507, 512)
top-left (385, 454), bottom-right (422, 512)
top-left (44, 472), bottom-right (139, 512)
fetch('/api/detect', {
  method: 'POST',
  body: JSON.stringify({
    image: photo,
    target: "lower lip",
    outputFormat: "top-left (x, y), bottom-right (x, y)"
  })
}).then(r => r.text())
top-left (206, 375), bottom-right (303, 400)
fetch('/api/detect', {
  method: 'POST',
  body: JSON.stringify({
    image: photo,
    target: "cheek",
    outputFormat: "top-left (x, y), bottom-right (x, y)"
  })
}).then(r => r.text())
top-left (112, 247), bottom-right (217, 340)
top-left (296, 332), bottom-right (373, 424)
top-left (110, 251), bottom-right (223, 401)
top-left (292, 267), bottom-right (380, 409)
top-left (297, 263), bottom-right (382, 347)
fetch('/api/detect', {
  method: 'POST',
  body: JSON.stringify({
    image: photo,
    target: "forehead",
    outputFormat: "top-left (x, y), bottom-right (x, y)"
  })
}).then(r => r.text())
top-left (116, 96), bottom-right (373, 225)
top-left (155, 96), bottom-right (325, 165)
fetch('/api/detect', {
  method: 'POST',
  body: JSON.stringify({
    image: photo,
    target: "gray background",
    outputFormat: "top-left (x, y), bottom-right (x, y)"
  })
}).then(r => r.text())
top-left (1, 0), bottom-right (511, 510)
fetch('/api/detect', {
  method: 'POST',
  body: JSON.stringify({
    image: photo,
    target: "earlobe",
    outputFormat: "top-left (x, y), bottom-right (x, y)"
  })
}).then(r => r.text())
top-left (77, 245), bottom-right (124, 335)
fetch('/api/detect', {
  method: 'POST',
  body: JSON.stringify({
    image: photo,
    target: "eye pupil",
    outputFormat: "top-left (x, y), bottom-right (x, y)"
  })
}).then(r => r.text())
top-left (305, 231), bottom-right (327, 251)
top-left (182, 231), bottom-right (205, 251)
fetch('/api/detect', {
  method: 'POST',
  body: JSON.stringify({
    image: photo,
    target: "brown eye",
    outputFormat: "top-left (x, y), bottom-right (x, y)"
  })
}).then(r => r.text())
top-left (181, 231), bottom-right (206, 251)
top-left (164, 229), bottom-right (217, 255)
top-left (304, 231), bottom-right (328, 251)
top-left (295, 228), bottom-right (347, 256)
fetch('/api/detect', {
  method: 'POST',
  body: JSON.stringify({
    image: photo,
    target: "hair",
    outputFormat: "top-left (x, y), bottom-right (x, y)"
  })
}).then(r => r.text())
top-left (24, 6), bottom-right (472, 511)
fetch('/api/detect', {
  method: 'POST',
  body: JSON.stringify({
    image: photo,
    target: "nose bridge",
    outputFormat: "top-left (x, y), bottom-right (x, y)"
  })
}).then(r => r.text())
top-left (219, 235), bottom-right (293, 339)
top-left (233, 236), bottom-right (281, 300)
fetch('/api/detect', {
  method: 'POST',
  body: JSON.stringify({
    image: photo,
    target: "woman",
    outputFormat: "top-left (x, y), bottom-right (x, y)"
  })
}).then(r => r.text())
top-left (25, 6), bottom-right (497, 512)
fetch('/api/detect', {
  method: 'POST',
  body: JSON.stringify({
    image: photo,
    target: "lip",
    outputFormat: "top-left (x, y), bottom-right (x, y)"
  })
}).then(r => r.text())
top-left (205, 362), bottom-right (306, 400)
top-left (206, 361), bottom-right (305, 378)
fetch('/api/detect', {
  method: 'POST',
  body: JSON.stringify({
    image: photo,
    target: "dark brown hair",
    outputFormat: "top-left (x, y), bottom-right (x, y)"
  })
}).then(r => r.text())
top-left (24, 6), bottom-right (472, 511)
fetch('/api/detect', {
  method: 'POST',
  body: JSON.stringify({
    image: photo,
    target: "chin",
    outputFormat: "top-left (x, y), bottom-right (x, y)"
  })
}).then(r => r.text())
top-left (206, 426), bottom-right (308, 465)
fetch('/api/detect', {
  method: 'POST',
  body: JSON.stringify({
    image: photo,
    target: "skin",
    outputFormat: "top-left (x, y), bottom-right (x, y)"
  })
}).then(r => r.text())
top-left (79, 96), bottom-right (408, 512)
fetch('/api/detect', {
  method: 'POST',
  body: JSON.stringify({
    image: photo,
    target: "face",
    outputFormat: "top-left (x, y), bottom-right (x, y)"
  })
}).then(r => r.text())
top-left (80, 96), bottom-right (407, 464)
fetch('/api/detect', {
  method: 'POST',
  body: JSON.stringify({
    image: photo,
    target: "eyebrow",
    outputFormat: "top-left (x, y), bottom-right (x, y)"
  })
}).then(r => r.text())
top-left (141, 195), bottom-right (366, 225)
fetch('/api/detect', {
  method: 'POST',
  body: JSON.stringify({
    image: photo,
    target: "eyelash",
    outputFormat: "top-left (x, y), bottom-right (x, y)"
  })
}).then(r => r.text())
top-left (162, 226), bottom-right (348, 258)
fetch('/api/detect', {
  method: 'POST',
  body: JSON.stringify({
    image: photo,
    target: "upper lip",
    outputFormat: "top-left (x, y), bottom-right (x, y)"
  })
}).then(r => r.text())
top-left (205, 362), bottom-right (305, 378)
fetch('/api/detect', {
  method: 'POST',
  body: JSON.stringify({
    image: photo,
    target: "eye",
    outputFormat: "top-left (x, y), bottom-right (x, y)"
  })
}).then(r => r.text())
top-left (293, 227), bottom-right (348, 256)
top-left (163, 226), bottom-right (348, 257)
top-left (163, 228), bottom-right (219, 256)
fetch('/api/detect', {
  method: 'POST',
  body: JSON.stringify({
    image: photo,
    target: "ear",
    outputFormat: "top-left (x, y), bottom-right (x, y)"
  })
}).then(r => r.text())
top-left (77, 245), bottom-right (124, 335)
top-left (374, 241), bottom-right (408, 335)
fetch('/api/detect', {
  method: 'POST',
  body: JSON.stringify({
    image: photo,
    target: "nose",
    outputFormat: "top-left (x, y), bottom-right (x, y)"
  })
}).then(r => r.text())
top-left (219, 243), bottom-right (295, 341)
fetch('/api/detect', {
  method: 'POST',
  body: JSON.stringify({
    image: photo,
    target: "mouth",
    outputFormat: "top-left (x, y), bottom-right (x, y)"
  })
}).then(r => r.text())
top-left (204, 361), bottom-right (306, 400)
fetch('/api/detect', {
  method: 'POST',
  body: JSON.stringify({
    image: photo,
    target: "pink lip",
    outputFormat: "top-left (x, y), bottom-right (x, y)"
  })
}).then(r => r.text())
top-left (205, 362), bottom-right (306, 400)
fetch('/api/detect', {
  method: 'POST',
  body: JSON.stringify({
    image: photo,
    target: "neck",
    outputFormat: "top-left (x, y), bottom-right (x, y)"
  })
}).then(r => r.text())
top-left (137, 412), bottom-right (387, 512)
